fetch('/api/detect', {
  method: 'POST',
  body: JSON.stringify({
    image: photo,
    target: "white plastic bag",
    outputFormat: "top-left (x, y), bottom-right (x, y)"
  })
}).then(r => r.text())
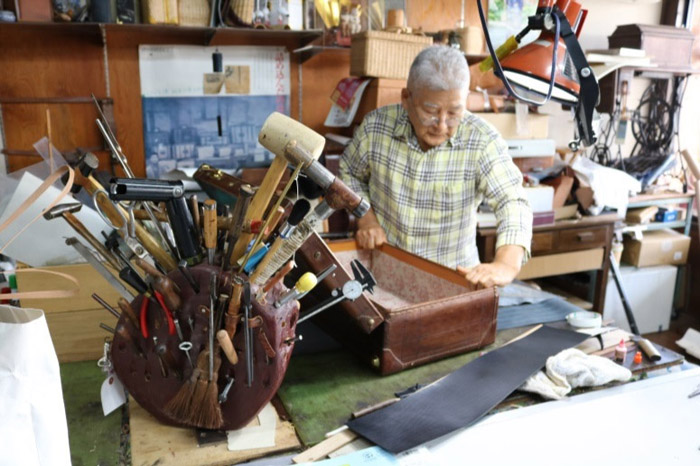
top-left (0, 305), bottom-right (71, 466)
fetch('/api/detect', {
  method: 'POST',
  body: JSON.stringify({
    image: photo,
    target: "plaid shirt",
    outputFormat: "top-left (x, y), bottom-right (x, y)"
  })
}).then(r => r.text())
top-left (340, 104), bottom-right (532, 269)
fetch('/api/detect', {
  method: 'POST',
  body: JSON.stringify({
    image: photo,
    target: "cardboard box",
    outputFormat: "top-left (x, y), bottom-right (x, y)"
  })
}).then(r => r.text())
top-left (622, 229), bottom-right (690, 267)
top-left (524, 185), bottom-right (554, 212)
top-left (475, 112), bottom-right (549, 139)
top-left (626, 206), bottom-right (658, 224)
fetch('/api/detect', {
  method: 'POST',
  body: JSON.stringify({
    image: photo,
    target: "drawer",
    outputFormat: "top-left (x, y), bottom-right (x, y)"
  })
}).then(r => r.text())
top-left (557, 227), bottom-right (609, 252)
top-left (531, 232), bottom-right (555, 253)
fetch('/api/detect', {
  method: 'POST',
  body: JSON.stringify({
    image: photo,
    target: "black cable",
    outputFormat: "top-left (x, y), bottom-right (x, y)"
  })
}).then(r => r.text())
top-left (477, 0), bottom-right (561, 106)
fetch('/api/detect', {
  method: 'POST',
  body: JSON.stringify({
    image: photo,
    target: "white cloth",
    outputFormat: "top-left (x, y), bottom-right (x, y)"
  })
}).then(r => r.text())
top-left (571, 156), bottom-right (641, 217)
top-left (0, 305), bottom-right (71, 466)
top-left (520, 348), bottom-right (632, 400)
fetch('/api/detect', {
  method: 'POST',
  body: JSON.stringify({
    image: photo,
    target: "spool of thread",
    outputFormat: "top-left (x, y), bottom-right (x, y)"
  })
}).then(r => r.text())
top-left (387, 9), bottom-right (405, 29)
top-left (90, 0), bottom-right (113, 22)
top-left (212, 51), bottom-right (223, 73)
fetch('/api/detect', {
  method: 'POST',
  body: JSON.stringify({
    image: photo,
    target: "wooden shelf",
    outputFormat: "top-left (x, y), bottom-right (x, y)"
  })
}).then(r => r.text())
top-left (0, 21), bottom-right (323, 47)
top-left (293, 45), bottom-right (350, 63)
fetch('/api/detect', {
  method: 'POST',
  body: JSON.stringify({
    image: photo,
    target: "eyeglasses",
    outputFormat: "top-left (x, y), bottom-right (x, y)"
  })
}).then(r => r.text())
top-left (409, 96), bottom-right (464, 128)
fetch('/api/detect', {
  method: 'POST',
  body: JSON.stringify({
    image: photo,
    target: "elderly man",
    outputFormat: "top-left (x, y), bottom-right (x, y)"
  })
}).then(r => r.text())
top-left (340, 45), bottom-right (532, 288)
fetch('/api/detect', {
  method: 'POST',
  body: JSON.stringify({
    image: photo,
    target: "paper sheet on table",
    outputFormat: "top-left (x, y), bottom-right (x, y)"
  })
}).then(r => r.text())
top-left (676, 327), bottom-right (700, 359)
top-left (325, 79), bottom-right (372, 128)
top-left (226, 402), bottom-right (277, 451)
top-left (571, 156), bottom-right (641, 217)
top-left (0, 171), bottom-right (114, 267)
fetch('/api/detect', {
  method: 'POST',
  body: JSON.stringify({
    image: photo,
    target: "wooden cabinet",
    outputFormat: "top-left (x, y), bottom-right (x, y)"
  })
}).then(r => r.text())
top-left (477, 215), bottom-right (617, 313)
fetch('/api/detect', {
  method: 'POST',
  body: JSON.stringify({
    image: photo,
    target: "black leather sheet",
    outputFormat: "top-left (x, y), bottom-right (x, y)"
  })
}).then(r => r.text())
top-left (347, 326), bottom-right (589, 453)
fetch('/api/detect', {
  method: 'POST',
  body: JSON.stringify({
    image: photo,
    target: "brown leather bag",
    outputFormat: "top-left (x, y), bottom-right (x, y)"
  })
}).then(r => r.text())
top-left (296, 233), bottom-right (498, 375)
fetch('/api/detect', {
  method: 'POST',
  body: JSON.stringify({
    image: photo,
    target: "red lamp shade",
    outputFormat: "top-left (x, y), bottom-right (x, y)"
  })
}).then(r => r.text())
top-left (499, 0), bottom-right (584, 104)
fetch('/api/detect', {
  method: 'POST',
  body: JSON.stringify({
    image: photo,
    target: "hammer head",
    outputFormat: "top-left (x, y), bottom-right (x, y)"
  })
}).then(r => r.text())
top-left (44, 202), bottom-right (83, 220)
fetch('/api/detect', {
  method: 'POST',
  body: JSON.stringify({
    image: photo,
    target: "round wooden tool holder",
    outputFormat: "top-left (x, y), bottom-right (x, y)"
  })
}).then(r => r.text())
top-left (110, 263), bottom-right (299, 431)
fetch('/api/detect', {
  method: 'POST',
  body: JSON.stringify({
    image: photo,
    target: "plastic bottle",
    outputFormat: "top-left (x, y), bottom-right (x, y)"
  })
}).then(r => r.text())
top-left (615, 339), bottom-right (627, 362)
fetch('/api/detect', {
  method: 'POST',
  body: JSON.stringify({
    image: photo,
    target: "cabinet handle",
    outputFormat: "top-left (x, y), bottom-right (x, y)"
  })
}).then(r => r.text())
top-left (577, 232), bottom-right (595, 242)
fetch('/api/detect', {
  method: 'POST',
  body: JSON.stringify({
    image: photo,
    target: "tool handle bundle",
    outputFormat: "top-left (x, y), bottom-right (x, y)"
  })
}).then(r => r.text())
top-left (80, 112), bottom-right (369, 430)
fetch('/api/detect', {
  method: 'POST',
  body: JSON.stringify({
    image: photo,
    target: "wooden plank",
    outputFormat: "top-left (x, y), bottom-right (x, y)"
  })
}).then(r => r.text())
top-left (129, 397), bottom-right (300, 466)
top-left (516, 248), bottom-right (605, 280)
top-left (16, 263), bottom-right (129, 314)
top-left (292, 429), bottom-right (358, 464)
top-left (300, 50), bottom-right (352, 134)
top-left (405, 0), bottom-right (486, 31)
top-left (44, 308), bottom-right (117, 362)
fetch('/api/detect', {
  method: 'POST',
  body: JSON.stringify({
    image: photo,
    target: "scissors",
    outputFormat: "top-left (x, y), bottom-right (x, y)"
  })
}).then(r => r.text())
top-left (93, 188), bottom-right (150, 260)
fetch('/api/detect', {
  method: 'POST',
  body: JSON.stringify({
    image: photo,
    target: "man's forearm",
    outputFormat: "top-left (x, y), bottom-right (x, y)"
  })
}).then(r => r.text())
top-left (356, 207), bottom-right (380, 229)
top-left (493, 244), bottom-right (525, 273)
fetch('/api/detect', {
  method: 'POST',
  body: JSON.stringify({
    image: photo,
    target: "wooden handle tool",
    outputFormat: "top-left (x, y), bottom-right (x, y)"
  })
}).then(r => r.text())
top-left (203, 199), bottom-right (217, 265)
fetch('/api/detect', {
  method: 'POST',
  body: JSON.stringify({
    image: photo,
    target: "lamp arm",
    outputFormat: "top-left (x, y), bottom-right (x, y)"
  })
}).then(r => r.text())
top-left (552, 8), bottom-right (599, 147)
top-left (477, 0), bottom-right (561, 106)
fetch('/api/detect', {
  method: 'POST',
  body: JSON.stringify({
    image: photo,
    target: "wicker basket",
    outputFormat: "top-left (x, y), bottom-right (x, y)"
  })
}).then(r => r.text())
top-left (142, 0), bottom-right (179, 25)
top-left (350, 31), bottom-right (433, 80)
top-left (231, 0), bottom-right (254, 24)
top-left (178, 0), bottom-right (211, 27)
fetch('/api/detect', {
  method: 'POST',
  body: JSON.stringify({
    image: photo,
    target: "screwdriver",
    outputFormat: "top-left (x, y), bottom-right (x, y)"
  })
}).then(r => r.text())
top-left (274, 272), bottom-right (318, 308)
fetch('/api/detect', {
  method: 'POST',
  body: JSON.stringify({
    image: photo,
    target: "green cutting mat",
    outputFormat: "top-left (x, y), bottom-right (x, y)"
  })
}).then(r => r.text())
top-left (60, 360), bottom-right (124, 466)
top-left (277, 328), bottom-right (524, 446)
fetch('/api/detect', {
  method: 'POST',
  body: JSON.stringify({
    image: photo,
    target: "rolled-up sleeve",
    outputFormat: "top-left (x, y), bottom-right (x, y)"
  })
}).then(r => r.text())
top-left (477, 136), bottom-right (533, 262)
top-left (339, 122), bottom-right (372, 202)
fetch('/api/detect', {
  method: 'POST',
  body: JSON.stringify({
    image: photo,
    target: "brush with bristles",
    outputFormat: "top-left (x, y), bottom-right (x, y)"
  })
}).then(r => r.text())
top-left (190, 344), bottom-right (223, 429)
top-left (250, 199), bottom-right (311, 286)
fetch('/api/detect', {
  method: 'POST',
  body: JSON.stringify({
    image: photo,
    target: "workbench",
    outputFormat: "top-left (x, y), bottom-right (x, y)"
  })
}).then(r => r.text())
top-left (477, 214), bottom-right (617, 313)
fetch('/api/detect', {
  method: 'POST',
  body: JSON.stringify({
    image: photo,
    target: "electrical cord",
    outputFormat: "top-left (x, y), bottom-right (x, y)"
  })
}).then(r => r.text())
top-left (477, 1), bottom-right (561, 106)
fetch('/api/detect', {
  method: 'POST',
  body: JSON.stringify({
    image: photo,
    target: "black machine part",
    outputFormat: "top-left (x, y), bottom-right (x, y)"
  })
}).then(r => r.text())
top-left (109, 178), bottom-right (201, 264)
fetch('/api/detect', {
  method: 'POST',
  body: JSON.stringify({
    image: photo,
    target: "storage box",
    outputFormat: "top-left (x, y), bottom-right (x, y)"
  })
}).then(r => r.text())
top-left (353, 78), bottom-right (405, 124)
top-left (16, 264), bottom-right (129, 362)
top-left (608, 24), bottom-right (695, 68)
top-left (296, 234), bottom-right (498, 375)
top-left (603, 264), bottom-right (677, 333)
top-left (350, 31), bottom-right (433, 80)
top-left (654, 208), bottom-right (679, 223)
top-left (524, 185), bottom-right (554, 212)
top-left (476, 113), bottom-right (550, 139)
top-left (622, 229), bottom-right (690, 267)
top-left (142, 0), bottom-right (178, 24)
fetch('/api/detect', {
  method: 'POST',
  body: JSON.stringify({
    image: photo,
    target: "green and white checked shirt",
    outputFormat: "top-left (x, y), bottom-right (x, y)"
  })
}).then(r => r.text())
top-left (340, 104), bottom-right (532, 269)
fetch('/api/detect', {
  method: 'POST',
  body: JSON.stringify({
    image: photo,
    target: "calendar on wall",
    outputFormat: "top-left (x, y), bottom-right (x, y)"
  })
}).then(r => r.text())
top-left (139, 45), bottom-right (290, 179)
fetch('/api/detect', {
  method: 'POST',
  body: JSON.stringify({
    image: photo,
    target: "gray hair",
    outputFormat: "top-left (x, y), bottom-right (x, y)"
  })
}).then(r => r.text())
top-left (407, 45), bottom-right (470, 92)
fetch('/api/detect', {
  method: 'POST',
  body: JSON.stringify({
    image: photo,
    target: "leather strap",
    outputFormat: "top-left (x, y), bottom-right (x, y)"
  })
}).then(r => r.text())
top-left (347, 326), bottom-right (589, 453)
top-left (0, 165), bottom-right (79, 300)
top-left (0, 165), bottom-right (74, 253)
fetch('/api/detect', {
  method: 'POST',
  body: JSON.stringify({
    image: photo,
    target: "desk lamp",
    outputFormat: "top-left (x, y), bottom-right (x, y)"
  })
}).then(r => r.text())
top-left (478, 0), bottom-right (599, 148)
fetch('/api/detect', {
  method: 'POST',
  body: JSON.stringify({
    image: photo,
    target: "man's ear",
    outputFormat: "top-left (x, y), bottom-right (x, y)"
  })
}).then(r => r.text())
top-left (400, 88), bottom-right (410, 111)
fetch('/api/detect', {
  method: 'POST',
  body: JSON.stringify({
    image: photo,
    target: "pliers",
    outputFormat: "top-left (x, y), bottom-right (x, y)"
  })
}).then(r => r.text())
top-left (139, 290), bottom-right (176, 339)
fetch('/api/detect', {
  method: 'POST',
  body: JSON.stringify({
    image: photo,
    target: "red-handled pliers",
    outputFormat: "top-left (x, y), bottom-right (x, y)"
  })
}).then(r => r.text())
top-left (139, 292), bottom-right (176, 338)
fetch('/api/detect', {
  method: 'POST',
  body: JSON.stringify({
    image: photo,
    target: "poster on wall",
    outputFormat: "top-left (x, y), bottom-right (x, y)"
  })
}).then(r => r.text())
top-left (139, 45), bottom-right (290, 179)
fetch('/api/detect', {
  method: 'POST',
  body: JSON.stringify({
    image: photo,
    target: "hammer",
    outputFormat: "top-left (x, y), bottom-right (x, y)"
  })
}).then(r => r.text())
top-left (227, 113), bottom-right (327, 265)
top-left (44, 203), bottom-right (121, 271)
top-left (258, 113), bottom-right (369, 217)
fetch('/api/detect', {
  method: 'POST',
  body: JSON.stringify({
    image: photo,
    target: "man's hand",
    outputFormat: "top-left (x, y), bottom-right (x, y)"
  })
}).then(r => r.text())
top-left (457, 244), bottom-right (525, 288)
top-left (355, 208), bottom-right (387, 249)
